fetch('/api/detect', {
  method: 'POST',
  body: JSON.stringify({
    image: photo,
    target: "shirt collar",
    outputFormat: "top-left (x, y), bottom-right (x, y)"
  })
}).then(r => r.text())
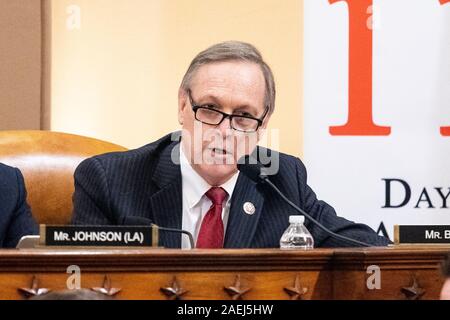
top-left (180, 144), bottom-right (239, 209)
top-left (220, 169), bottom-right (239, 203)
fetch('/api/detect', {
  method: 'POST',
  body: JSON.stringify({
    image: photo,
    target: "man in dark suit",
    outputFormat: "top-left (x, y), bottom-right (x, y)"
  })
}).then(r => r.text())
top-left (72, 41), bottom-right (389, 248)
top-left (0, 163), bottom-right (38, 247)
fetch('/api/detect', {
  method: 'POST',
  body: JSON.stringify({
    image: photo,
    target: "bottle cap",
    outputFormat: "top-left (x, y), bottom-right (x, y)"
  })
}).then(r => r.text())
top-left (289, 215), bottom-right (304, 224)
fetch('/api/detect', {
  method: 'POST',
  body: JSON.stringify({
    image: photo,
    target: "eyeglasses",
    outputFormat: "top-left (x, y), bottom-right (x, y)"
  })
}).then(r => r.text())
top-left (187, 89), bottom-right (269, 133)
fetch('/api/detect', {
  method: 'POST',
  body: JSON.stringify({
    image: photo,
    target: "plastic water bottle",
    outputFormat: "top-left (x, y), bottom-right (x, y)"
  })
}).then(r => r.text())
top-left (280, 215), bottom-right (314, 250)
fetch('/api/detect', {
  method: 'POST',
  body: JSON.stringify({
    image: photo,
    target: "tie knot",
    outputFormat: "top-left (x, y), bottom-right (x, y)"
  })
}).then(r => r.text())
top-left (205, 187), bottom-right (228, 205)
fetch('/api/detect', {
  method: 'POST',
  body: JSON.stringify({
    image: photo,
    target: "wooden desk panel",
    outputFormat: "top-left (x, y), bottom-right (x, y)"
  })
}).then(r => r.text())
top-left (0, 246), bottom-right (447, 300)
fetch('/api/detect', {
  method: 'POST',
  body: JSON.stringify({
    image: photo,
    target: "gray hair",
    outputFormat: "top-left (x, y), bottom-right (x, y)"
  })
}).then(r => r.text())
top-left (180, 41), bottom-right (276, 116)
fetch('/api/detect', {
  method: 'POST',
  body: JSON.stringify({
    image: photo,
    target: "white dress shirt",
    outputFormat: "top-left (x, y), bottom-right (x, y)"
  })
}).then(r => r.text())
top-left (180, 145), bottom-right (239, 249)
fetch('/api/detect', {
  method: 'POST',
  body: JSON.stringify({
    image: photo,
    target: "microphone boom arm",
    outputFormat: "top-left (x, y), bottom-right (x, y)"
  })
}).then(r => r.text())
top-left (260, 176), bottom-right (372, 248)
top-left (154, 225), bottom-right (195, 249)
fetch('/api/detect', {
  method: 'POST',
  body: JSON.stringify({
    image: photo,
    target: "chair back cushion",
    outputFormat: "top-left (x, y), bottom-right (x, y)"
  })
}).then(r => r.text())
top-left (0, 131), bottom-right (127, 224)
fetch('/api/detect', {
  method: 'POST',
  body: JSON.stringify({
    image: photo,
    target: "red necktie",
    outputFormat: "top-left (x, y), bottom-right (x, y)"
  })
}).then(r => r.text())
top-left (196, 187), bottom-right (228, 248)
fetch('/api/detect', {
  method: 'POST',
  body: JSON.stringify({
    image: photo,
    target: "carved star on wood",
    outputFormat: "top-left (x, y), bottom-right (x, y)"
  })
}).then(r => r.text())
top-left (224, 275), bottom-right (251, 300)
top-left (160, 277), bottom-right (188, 300)
top-left (401, 276), bottom-right (425, 300)
top-left (18, 276), bottom-right (51, 298)
top-left (91, 275), bottom-right (121, 296)
top-left (284, 275), bottom-right (308, 300)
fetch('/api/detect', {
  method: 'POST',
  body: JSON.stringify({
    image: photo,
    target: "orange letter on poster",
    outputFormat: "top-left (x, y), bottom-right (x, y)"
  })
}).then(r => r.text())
top-left (440, 0), bottom-right (450, 136)
top-left (329, 0), bottom-right (391, 136)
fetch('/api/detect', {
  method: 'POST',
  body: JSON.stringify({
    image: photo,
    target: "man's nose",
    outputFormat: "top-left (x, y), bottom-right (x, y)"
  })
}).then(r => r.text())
top-left (217, 116), bottom-right (232, 134)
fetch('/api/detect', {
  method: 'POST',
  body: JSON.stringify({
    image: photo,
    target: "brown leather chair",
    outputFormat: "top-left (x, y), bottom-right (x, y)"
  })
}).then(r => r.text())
top-left (0, 131), bottom-right (127, 225)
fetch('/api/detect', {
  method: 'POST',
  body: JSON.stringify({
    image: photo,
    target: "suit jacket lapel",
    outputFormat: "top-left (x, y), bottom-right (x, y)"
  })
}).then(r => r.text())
top-left (224, 173), bottom-right (265, 248)
top-left (149, 142), bottom-right (183, 248)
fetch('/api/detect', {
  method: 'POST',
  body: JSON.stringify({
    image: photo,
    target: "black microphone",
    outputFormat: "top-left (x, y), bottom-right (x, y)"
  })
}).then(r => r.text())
top-left (121, 216), bottom-right (195, 249)
top-left (237, 155), bottom-right (372, 247)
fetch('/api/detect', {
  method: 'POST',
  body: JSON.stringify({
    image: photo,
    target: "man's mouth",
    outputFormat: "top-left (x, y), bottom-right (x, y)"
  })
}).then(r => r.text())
top-left (211, 147), bottom-right (228, 155)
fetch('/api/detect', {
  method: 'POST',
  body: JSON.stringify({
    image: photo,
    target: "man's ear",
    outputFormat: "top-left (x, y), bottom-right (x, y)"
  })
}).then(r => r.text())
top-left (262, 113), bottom-right (271, 130)
top-left (178, 88), bottom-right (188, 125)
top-left (261, 114), bottom-right (272, 129)
top-left (257, 113), bottom-right (271, 140)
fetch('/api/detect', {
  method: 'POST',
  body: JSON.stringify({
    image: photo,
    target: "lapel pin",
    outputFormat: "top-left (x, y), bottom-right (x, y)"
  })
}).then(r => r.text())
top-left (243, 202), bottom-right (256, 215)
